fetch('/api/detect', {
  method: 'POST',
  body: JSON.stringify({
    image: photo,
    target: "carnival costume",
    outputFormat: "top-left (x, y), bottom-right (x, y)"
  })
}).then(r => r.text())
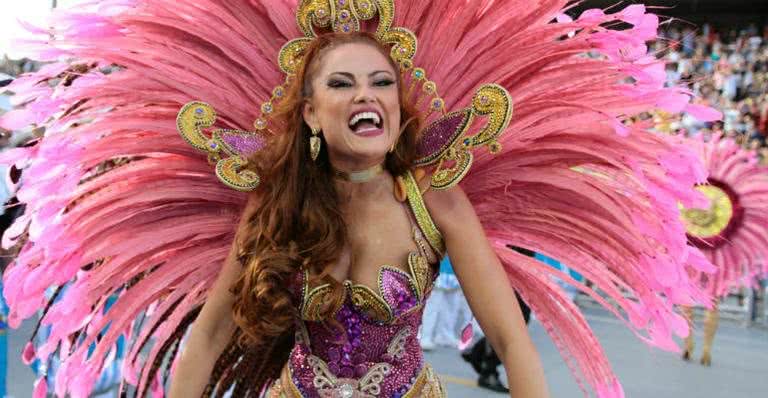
top-left (0, 1), bottom-right (723, 397)
top-left (679, 133), bottom-right (768, 366)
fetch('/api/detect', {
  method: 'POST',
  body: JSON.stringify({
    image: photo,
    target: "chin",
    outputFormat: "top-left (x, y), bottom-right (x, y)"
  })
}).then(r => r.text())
top-left (336, 145), bottom-right (389, 164)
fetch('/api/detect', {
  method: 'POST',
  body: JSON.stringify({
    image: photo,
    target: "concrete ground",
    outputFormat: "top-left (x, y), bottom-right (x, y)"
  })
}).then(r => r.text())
top-left (4, 306), bottom-right (767, 397)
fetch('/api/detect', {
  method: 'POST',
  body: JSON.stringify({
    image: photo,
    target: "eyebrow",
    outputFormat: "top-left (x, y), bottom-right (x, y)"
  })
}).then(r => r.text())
top-left (328, 70), bottom-right (394, 79)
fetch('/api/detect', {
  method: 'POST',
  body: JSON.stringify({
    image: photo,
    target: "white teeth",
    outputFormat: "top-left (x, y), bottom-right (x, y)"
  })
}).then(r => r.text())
top-left (349, 111), bottom-right (381, 127)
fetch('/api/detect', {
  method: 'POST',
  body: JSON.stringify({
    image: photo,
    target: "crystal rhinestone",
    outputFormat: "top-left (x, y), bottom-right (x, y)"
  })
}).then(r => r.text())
top-left (480, 95), bottom-right (490, 105)
top-left (240, 170), bottom-right (258, 180)
top-left (208, 140), bottom-right (218, 150)
top-left (489, 141), bottom-right (502, 154)
top-left (339, 384), bottom-right (354, 398)
top-left (360, 1), bottom-right (370, 9)
top-left (273, 86), bottom-right (284, 98)
top-left (254, 118), bottom-right (267, 130)
top-left (316, 8), bottom-right (327, 17)
top-left (432, 98), bottom-right (444, 110)
top-left (261, 102), bottom-right (273, 114)
top-left (339, 10), bottom-right (351, 21)
top-left (194, 107), bottom-right (204, 114)
top-left (338, 0), bottom-right (346, 6)
top-left (342, 23), bottom-right (351, 33)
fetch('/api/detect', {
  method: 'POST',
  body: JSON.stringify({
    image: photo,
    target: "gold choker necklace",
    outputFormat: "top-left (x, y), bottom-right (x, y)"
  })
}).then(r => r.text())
top-left (333, 163), bottom-right (385, 183)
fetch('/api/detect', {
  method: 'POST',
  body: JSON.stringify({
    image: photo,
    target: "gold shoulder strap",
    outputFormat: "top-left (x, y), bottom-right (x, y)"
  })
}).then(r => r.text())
top-left (403, 170), bottom-right (445, 256)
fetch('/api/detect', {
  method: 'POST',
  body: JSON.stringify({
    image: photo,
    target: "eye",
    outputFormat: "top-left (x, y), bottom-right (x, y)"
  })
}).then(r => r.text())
top-left (327, 79), bottom-right (352, 88)
top-left (374, 79), bottom-right (395, 87)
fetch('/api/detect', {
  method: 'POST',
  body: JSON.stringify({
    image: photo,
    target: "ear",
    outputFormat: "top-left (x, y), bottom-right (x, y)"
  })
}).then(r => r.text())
top-left (303, 100), bottom-right (319, 131)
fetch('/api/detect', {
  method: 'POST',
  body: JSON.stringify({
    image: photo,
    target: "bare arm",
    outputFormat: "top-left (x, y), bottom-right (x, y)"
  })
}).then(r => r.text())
top-left (168, 194), bottom-right (259, 397)
top-left (424, 185), bottom-right (549, 398)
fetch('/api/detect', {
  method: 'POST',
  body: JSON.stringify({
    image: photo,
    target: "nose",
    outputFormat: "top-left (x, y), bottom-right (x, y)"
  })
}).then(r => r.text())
top-left (353, 85), bottom-right (375, 103)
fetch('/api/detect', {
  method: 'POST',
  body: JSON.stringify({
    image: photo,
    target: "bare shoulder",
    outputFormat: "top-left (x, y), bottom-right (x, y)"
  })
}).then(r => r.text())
top-left (421, 182), bottom-right (476, 235)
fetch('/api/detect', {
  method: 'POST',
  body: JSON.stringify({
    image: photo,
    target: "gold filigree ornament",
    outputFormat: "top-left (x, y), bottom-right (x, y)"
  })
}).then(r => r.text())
top-left (176, 102), bottom-right (266, 191)
top-left (414, 84), bottom-right (513, 190)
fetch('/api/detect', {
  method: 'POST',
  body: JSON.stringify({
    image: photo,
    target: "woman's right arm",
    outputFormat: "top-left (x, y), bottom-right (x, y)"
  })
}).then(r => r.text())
top-left (168, 195), bottom-right (258, 397)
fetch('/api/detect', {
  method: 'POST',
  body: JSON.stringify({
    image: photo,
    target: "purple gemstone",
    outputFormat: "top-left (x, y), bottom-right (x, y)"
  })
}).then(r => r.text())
top-left (328, 362), bottom-right (341, 375)
top-left (340, 366), bottom-right (354, 379)
top-left (328, 347), bottom-right (341, 362)
top-left (338, 0), bottom-right (346, 6)
top-left (355, 364), bottom-right (368, 377)
top-left (416, 111), bottom-right (470, 160)
top-left (342, 24), bottom-right (351, 33)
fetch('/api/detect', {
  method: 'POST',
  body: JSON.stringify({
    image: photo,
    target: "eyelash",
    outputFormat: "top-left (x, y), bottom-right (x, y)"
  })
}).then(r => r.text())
top-left (326, 79), bottom-right (395, 88)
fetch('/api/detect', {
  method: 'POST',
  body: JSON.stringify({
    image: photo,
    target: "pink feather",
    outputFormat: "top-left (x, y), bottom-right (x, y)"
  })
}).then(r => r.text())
top-left (1, 1), bottom-right (718, 397)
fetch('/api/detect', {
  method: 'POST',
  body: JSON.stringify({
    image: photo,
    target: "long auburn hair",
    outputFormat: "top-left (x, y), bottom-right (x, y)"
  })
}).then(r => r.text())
top-left (206, 32), bottom-right (422, 394)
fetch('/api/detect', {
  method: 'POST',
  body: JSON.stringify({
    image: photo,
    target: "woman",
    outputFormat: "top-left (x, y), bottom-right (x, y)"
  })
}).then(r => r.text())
top-left (1, 1), bottom-right (718, 397)
top-left (169, 32), bottom-right (547, 398)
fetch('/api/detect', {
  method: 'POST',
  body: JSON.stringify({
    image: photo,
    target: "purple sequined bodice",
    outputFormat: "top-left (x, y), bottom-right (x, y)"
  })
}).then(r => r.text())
top-left (287, 252), bottom-right (437, 398)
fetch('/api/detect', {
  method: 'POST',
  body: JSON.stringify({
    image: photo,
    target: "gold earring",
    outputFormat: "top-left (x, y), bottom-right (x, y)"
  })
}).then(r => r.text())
top-left (310, 127), bottom-right (321, 161)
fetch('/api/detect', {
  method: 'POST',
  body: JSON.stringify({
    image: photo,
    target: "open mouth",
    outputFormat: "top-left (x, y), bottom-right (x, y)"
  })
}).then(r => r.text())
top-left (348, 110), bottom-right (383, 134)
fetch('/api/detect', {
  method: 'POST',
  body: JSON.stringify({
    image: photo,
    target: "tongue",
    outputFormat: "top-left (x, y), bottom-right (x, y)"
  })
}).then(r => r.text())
top-left (353, 121), bottom-right (378, 132)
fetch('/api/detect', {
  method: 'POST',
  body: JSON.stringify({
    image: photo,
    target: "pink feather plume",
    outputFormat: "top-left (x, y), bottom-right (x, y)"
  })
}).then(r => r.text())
top-left (1, 1), bottom-right (718, 397)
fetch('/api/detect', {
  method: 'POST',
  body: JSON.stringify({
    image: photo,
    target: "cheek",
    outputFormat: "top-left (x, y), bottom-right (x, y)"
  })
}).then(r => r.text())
top-left (387, 94), bottom-right (402, 130)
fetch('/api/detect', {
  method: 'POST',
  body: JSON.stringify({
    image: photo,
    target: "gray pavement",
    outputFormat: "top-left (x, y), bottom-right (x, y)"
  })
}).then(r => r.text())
top-left (4, 307), bottom-right (767, 397)
top-left (428, 307), bottom-right (768, 397)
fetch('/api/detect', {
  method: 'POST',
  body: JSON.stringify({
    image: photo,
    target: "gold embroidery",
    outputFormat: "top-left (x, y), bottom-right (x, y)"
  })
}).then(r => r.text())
top-left (358, 363), bottom-right (393, 396)
top-left (301, 270), bottom-right (343, 321)
top-left (402, 365), bottom-right (446, 398)
top-left (349, 281), bottom-right (393, 322)
top-left (403, 171), bottom-right (445, 256)
top-left (307, 355), bottom-right (338, 390)
top-left (303, 355), bottom-right (392, 397)
top-left (386, 327), bottom-right (412, 360)
top-left (408, 252), bottom-right (430, 300)
top-left (270, 363), bottom-right (445, 398)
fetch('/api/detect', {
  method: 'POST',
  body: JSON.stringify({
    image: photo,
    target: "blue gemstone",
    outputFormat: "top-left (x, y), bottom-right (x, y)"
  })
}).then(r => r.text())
top-left (463, 138), bottom-right (472, 145)
top-left (195, 108), bottom-right (203, 114)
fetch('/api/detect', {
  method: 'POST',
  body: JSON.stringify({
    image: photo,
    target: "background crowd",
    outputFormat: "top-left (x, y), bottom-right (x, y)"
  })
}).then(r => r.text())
top-left (655, 23), bottom-right (768, 163)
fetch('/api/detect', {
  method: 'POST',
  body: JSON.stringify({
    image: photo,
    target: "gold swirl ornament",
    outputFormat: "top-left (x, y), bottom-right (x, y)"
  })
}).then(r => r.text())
top-left (176, 102), bottom-right (266, 191)
top-left (415, 84), bottom-right (513, 190)
top-left (280, 0), bottom-right (416, 76)
top-left (680, 184), bottom-right (735, 239)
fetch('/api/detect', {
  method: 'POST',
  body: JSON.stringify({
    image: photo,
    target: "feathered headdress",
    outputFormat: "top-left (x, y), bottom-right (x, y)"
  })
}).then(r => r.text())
top-left (1, 1), bottom-right (720, 397)
top-left (680, 133), bottom-right (768, 297)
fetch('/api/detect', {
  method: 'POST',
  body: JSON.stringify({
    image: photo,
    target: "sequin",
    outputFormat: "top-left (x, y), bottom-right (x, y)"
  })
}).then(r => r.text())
top-left (215, 130), bottom-right (266, 158)
top-left (415, 110), bottom-right (471, 165)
